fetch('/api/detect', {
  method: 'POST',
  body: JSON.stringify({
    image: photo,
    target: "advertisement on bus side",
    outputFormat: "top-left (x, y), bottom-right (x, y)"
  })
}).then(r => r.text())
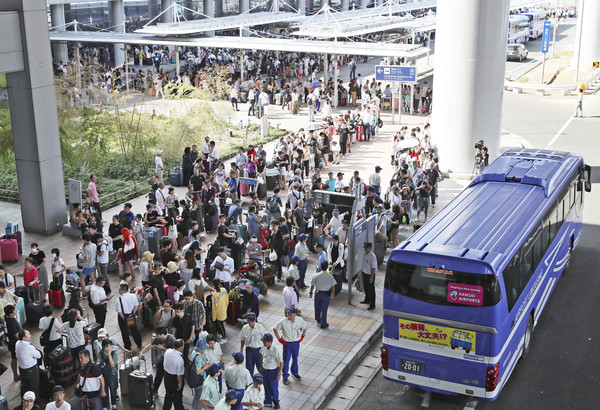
top-left (398, 319), bottom-right (477, 354)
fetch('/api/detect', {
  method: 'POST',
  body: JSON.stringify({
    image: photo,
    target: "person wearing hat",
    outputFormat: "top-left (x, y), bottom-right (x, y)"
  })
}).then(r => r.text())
top-left (315, 242), bottom-right (328, 273)
top-left (15, 391), bottom-right (41, 410)
top-left (164, 260), bottom-right (182, 302)
top-left (334, 172), bottom-right (345, 192)
top-left (45, 385), bottom-right (68, 410)
top-left (259, 333), bottom-right (283, 409)
top-left (241, 373), bottom-right (265, 410)
top-left (155, 150), bottom-right (164, 182)
top-left (223, 353), bottom-right (252, 410)
top-left (139, 251), bottom-right (154, 287)
top-left (94, 328), bottom-right (130, 358)
top-left (116, 283), bottom-right (142, 350)
top-left (294, 233), bottom-right (309, 289)
top-left (369, 166), bottom-right (383, 196)
top-left (163, 339), bottom-right (186, 410)
top-left (273, 308), bottom-right (307, 386)
top-left (190, 338), bottom-right (210, 410)
top-left (201, 362), bottom-right (224, 409)
top-left (214, 389), bottom-right (239, 410)
top-left (325, 208), bottom-right (345, 238)
top-left (309, 261), bottom-right (338, 329)
top-left (239, 313), bottom-right (265, 375)
top-left (361, 242), bottom-right (378, 310)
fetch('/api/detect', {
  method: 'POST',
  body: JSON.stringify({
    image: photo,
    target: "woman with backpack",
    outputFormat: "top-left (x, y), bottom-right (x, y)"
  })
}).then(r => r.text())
top-left (57, 309), bottom-right (87, 372)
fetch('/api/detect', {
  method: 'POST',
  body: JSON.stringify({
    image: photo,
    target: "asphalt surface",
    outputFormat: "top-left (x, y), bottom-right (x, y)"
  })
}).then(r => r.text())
top-left (353, 20), bottom-right (600, 410)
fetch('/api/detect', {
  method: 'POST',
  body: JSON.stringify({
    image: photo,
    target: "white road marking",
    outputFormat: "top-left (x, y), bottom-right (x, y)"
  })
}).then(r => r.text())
top-left (546, 115), bottom-right (575, 148)
top-left (464, 398), bottom-right (479, 410)
top-left (421, 390), bottom-right (432, 408)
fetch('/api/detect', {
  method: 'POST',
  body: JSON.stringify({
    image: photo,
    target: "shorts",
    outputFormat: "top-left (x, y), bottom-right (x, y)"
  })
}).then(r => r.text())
top-left (418, 196), bottom-right (430, 211)
top-left (81, 267), bottom-right (95, 276)
top-left (123, 249), bottom-right (136, 262)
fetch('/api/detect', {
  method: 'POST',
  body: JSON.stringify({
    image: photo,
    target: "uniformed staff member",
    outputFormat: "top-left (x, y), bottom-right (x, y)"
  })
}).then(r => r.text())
top-left (272, 308), bottom-right (307, 386)
top-left (360, 242), bottom-right (378, 310)
top-left (309, 261), bottom-right (337, 329)
top-left (223, 353), bottom-right (252, 410)
top-left (163, 339), bottom-right (185, 410)
top-left (260, 334), bottom-right (283, 410)
top-left (214, 389), bottom-right (238, 410)
top-left (241, 374), bottom-right (265, 410)
top-left (201, 363), bottom-right (224, 409)
top-left (239, 313), bottom-right (265, 375)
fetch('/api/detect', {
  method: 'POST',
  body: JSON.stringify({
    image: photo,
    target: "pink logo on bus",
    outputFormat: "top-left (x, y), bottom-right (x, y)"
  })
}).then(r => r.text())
top-left (447, 283), bottom-right (484, 306)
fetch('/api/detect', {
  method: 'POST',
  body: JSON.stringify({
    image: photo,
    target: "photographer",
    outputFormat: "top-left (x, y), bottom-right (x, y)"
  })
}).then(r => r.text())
top-left (415, 174), bottom-right (432, 222)
top-left (480, 147), bottom-right (489, 171)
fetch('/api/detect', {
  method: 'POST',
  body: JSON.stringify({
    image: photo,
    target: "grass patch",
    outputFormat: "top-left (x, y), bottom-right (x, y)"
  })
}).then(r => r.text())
top-left (555, 51), bottom-right (574, 58)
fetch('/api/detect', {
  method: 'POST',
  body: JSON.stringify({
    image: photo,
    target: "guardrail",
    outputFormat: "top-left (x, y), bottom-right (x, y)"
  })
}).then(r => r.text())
top-left (0, 188), bottom-right (19, 203)
top-left (505, 68), bottom-right (600, 96)
top-left (99, 178), bottom-right (152, 210)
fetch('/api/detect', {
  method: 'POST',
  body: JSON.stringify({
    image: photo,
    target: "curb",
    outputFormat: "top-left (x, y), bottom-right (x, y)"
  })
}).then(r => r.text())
top-left (307, 320), bottom-right (384, 410)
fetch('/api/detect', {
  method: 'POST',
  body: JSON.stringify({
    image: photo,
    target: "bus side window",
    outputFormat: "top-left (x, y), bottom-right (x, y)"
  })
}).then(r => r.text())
top-left (521, 248), bottom-right (534, 287)
top-left (533, 234), bottom-right (544, 269)
top-left (542, 220), bottom-right (550, 249)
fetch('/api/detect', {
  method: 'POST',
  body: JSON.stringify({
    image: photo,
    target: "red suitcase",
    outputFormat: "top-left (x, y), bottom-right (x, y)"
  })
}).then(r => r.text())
top-left (240, 182), bottom-right (250, 196)
top-left (356, 126), bottom-right (364, 141)
top-left (226, 300), bottom-right (241, 325)
top-left (0, 239), bottom-right (19, 262)
top-left (48, 289), bottom-right (64, 307)
top-left (259, 228), bottom-right (269, 250)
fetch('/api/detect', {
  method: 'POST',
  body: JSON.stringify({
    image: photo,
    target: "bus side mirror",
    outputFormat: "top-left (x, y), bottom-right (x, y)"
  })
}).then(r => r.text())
top-left (585, 182), bottom-right (591, 192)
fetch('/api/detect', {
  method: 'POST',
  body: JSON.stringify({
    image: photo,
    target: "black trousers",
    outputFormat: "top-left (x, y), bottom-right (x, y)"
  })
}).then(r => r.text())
top-left (362, 272), bottom-right (376, 307)
top-left (117, 315), bottom-right (142, 350)
top-left (153, 355), bottom-right (165, 392)
top-left (93, 304), bottom-right (107, 328)
top-left (92, 201), bottom-right (102, 220)
top-left (163, 372), bottom-right (184, 410)
top-left (20, 365), bottom-right (39, 401)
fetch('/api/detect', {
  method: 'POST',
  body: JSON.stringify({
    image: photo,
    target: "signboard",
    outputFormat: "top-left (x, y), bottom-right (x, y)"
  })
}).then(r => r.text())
top-left (593, 61), bottom-right (599, 69)
top-left (312, 190), bottom-right (356, 211)
top-left (541, 20), bottom-right (551, 53)
top-left (447, 283), bottom-right (484, 307)
top-left (398, 319), bottom-right (477, 354)
top-left (348, 214), bottom-right (376, 280)
top-left (238, 177), bottom-right (258, 186)
top-left (375, 65), bottom-right (417, 82)
top-left (68, 179), bottom-right (82, 213)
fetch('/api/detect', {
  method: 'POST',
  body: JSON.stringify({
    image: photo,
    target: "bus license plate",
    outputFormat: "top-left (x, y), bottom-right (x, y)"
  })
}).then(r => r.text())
top-left (401, 359), bottom-right (422, 373)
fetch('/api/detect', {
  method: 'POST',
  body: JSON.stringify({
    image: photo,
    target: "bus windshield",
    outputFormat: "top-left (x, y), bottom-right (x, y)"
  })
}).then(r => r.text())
top-left (384, 261), bottom-right (502, 307)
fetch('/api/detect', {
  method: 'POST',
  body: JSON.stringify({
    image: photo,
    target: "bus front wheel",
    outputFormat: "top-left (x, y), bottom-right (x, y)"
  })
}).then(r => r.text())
top-left (522, 315), bottom-right (534, 359)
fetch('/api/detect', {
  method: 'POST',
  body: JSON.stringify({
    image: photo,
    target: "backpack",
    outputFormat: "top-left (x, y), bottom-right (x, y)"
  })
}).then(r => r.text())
top-left (185, 352), bottom-right (205, 388)
top-left (40, 318), bottom-right (55, 347)
top-left (148, 190), bottom-right (156, 203)
top-left (268, 196), bottom-right (279, 213)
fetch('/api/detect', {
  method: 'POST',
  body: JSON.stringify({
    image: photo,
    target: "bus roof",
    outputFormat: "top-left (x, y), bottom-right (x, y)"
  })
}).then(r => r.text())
top-left (397, 149), bottom-right (581, 274)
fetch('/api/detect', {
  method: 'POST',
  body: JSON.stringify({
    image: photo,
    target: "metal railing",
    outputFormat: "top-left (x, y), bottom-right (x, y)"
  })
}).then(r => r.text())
top-left (99, 178), bottom-right (152, 210)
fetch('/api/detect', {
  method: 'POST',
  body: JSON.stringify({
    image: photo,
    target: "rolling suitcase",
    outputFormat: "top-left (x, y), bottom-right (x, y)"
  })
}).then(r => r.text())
top-left (48, 288), bottom-right (64, 308)
top-left (259, 228), bottom-right (269, 250)
top-left (332, 267), bottom-right (344, 295)
top-left (356, 125), bottom-right (364, 141)
top-left (227, 300), bottom-right (241, 325)
top-left (257, 182), bottom-right (267, 199)
top-left (83, 322), bottom-right (101, 345)
top-left (146, 227), bottom-right (162, 255)
top-left (0, 395), bottom-right (7, 410)
top-left (170, 167), bottom-right (182, 186)
top-left (0, 239), bottom-right (18, 262)
top-left (15, 297), bottom-right (26, 326)
top-left (128, 357), bottom-right (154, 408)
top-left (263, 262), bottom-right (276, 286)
top-left (107, 251), bottom-right (119, 274)
top-left (119, 357), bottom-right (134, 396)
top-left (2, 231), bottom-right (22, 255)
top-left (237, 225), bottom-right (248, 243)
top-left (49, 336), bottom-right (76, 386)
top-left (25, 289), bottom-right (44, 326)
top-left (266, 174), bottom-right (278, 191)
top-left (240, 182), bottom-right (250, 196)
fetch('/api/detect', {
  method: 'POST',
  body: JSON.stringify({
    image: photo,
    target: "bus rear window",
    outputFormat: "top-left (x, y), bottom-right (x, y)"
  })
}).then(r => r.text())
top-left (384, 261), bottom-right (502, 307)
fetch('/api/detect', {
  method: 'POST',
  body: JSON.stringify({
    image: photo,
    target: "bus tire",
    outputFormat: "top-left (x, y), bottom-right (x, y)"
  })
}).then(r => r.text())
top-left (522, 315), bottom-right (534, 359)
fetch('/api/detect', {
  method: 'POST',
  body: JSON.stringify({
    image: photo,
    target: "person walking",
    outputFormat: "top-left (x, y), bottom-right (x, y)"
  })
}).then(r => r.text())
top-left (90, 277), bottom-right (110, 327)
top-left (139, 326), bottom-right (175, 395)
top-left (223, 352), bottom-right (253, 410)
top-left (115, 283), bottom-right (142, 351)
top-left (360, 242), bottom-right (378, 310)
top-left (272, 308), bottom-right (307, 386)
top-left (309, 261), bottom-right (337, 329)
top-left (575, 88), bottom-right (584, 117)
top-left (16, 330), bottom-right (41, 401)
top-left (155, 150), bottom-right (165, 182)
top-left (163, 339), bottom-right (186, 410)
top-left (241, 374), bottom-right (265, 410)
top-left (80, 233), bottom-right (97, 292)
top-left (259, 333), bottom-right (283, 410)
top-left (86, 174), bottom-right (102, 221)
top-left (239, 313), bottom-right (265, 376)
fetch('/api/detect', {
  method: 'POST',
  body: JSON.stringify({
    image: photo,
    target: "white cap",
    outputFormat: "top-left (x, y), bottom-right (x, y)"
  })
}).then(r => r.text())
top-left (23, 391), bottom-right (35, 400)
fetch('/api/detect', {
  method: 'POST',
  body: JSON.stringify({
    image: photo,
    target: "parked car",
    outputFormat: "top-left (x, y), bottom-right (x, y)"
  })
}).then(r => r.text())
top-left (507, 44), bottom-right (528, 61)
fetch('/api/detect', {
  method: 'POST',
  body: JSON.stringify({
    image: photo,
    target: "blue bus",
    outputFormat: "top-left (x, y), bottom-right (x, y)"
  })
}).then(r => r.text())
top-left (380, 149), bottom-right (592, 400)
top-left (520, 9), bottom-right (548, 39)
top-left (508, 15), bottom-right (530, 43)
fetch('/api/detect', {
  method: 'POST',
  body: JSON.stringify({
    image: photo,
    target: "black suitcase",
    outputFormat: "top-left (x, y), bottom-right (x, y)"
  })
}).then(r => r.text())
top-left (146, 227), bottom-right (162, 255)
top-left (266, 174), bottom-right (278, 191)
top-left (49, 337), bottom-right (76, 386)
top-left (83, 322), bottom-right (101, 345)
top-left (39, 367), bottom-right (55, 402)
top-left (332, 268), bottom-right (344, 295)
top-left (25, 288), bottom-right (44, 326)
top-left (257, 182), bottom-right (267, 199)
top-left (107, 251), bottom-right (119, 274)
top-left (231, 242), bottom-right (245, 271)
top-left (128, 357), bottom-right (154, 408)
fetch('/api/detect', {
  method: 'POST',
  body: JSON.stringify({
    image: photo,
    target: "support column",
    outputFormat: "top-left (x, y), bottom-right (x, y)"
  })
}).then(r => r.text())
top-left (321, 0), bottom-right (329, 8)
top-left (3, 0), bottom-right (67, 234)
top-left (341, 0), bottom-right (349, 12)
top-left (334, 55), bottom-right (338, 107)
top-left (359, 0), bottom-right (367, 9)
top-left (431, 0), bottom-right (509, 175)
top-left (110, 0), bottom-right (125, 67)
top-left (161, 0), bottom-right (175, 23)
top-left (50, 4), bottom-right (68, 63)
top-left (215, 0), bottom-right (223, 17)
top-left (203, 0), bottom-right (215, 36)
top-left (307, 0), bottom-right (314, 13)
top-left (240, 0), bottom-right (249, 14)
top-left (572, 0), bottom-right (600, 79)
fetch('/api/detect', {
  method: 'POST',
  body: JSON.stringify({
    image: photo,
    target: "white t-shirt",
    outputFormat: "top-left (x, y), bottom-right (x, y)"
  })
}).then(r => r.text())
top-left (40, 316), bottom-right (62, 342)
top-left (51, 258), bottom-right (66, 274)
top-left (155, 155), bottom-right (164, 172)
top-left (45, 401), bottom-right (71, 410)
top-left (97, 241), bottom-right (109, 264)
top-left (60, 320), bottom-right (87, 348)
top-left (189, 277), bottom-right (208, 291)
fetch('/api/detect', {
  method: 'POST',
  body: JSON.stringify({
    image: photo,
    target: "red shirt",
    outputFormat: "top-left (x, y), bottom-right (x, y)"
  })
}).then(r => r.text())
top-left (23, 266), bottom-right (39, 287)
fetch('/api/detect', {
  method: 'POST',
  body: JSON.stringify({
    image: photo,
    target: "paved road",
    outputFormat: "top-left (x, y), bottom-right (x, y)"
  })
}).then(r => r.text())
top-left (353, 37), bottom-right (600, 410)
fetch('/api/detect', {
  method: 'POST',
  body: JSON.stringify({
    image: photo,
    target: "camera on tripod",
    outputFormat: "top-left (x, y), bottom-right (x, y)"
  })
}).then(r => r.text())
top-left (474, 140), bottom-right (485, 150)
top-left (474, 140), bottom-right (485, 167)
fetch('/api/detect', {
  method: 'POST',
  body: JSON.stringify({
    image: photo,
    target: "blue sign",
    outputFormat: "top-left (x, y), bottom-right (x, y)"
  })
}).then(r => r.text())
top-left (541, 20), bottom-right (551, 53)
top-left (375, 65), bottom-right (417, 82)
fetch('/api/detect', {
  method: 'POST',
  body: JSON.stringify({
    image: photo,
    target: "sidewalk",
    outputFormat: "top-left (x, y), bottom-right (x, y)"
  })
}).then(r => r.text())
top-left (0, 82), bottom-right (437, 409)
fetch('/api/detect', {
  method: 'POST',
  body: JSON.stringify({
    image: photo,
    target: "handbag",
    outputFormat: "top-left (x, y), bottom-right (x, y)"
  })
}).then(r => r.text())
top-left (214, 260), bottom-right (225, 271)
top-left (40, 317), bottom-right (55, 347)
top-left (75, 362), bottom-right (92, 397)
top-left (120, 297), bottom-right (136, 327)
top-left (269, 249), bottom-right (278, 262)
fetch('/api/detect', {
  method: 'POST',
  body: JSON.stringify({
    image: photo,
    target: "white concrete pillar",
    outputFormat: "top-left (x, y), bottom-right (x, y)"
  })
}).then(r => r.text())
top-left (359, 0), bottom-right (368, 9)
top-left (321, 0), bottom-right (330, 8)
top-left (240, 0), bottom-right (250, 13)
top-left (50, 4), bottom-right (68, 64)
top-left (341, 0), bottom-right (349, 11)
top-left (110, 0), bottom-right (126, 67)
top-left (572, 0), bottom-right (600, 77)
top-left (161, 0), bottom-right (175, 23)
top-left (431, 0), bottom-right (509, 175)
top-left (204, 0), bottom-right (215, 36)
